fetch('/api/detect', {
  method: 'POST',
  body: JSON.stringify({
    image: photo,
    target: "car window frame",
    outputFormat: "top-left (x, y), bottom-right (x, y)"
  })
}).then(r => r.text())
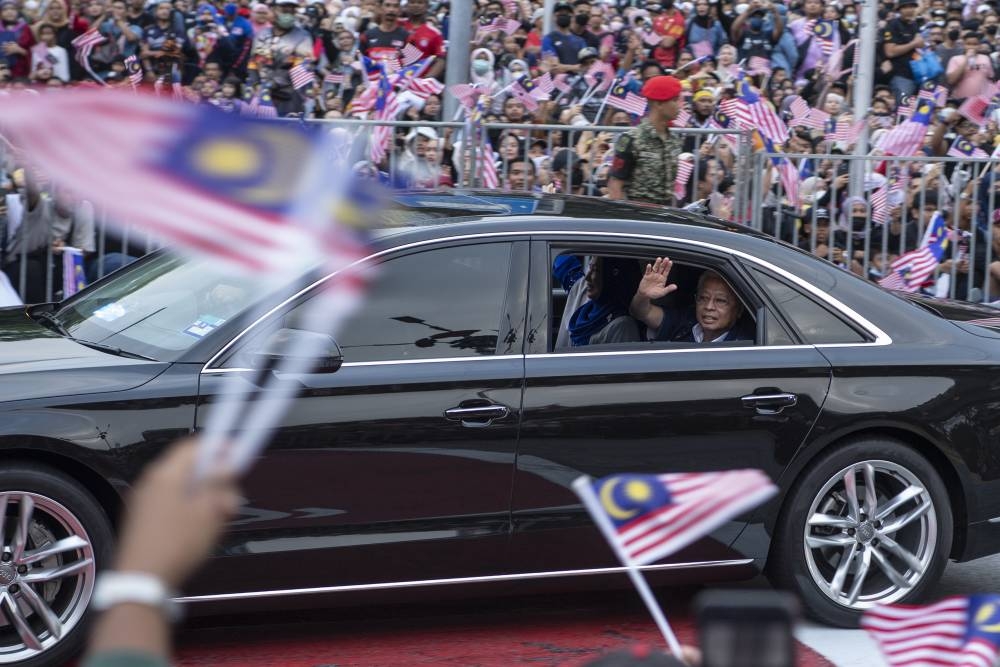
top-left (207, 238), bottom-right (528, 371)
top-left (535, 239), bottom-right (784, 353)
top-left (743, 263), bottom-right (874, 346)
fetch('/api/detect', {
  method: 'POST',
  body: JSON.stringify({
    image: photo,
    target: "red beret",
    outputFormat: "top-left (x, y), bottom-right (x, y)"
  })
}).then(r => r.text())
top-left (641, 75), bottom-right (683, 102)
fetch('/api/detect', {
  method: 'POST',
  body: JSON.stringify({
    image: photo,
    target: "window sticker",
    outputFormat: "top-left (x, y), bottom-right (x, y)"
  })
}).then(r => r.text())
top-left (93, 302), bottom-right (127, 322)
top-left (184, 314), bottom-right (226, 338)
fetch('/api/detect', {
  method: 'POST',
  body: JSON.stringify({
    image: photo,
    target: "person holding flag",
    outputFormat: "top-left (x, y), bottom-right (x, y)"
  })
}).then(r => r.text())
top-left (246, 0), bottom-right (312, 117)
top-left (608, 75), bottom-right (684, 206)
top-left (401, 0), bottom-right (444, 79)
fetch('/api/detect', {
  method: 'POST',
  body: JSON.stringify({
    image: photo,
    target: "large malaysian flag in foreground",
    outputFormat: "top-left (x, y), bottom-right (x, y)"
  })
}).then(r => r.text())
top-left (862, 595), bottom-right (1000, 667)
top-left (574, 470), bottom-right (777, 566)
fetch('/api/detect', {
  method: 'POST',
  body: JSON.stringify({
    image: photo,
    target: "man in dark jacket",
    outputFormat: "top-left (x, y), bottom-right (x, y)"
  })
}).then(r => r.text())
top-left (630, 257), bottom-right (754, 343)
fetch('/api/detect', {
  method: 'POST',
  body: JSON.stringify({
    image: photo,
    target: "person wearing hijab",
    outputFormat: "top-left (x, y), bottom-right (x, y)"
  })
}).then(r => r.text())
top-left (553, 255), bottom-right (643, 347)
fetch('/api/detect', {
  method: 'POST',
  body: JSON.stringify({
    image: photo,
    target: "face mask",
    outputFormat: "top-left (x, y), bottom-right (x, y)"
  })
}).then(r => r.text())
top-left (609, 20), bottom-right (623, 30)
top-left (749, 16), bottom-right (764, 30)
top-left (851, 215), bottom-right (868, 231)
top-left (472, 59), bottom-right (491, 75)
top-left (812, 189), bottom-right (827, 202)
top-left (948, 29), bottom-right (960, 40)
top-left (988, 25), bottom-right (998, 35)
top-left (275, 12), bottom-right (295, 28)
top-left (575, 13), bottom-right (589, 25)
top-left (555, 13), bottom-right (571, 27)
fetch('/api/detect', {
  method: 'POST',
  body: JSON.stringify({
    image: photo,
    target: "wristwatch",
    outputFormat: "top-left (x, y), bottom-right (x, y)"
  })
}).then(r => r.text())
top-left (91, 572), bottom-right (182, 622)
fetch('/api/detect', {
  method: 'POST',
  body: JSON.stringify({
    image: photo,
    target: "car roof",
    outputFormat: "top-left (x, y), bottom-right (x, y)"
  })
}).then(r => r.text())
top-left (375, 189), bottom-right (778, 252)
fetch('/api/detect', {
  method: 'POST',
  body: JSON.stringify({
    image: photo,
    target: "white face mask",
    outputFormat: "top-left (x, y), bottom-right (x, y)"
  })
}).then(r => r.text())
top-left (610, 20), bottom-right (623, 31)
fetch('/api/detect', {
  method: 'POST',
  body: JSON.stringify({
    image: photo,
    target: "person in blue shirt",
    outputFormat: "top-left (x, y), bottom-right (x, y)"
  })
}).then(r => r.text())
top-left (542, 1), bottom-right (586, 73)
top-left (221, 3), bottom-right (253, 77)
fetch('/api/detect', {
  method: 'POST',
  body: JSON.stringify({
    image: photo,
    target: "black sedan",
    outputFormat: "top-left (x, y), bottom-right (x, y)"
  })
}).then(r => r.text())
top-left (1, 192), bottom-right (1000, 665)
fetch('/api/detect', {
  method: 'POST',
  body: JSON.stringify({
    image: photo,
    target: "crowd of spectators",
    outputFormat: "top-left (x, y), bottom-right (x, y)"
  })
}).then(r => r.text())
top-left (4, 0), bottom-right (1000, 301)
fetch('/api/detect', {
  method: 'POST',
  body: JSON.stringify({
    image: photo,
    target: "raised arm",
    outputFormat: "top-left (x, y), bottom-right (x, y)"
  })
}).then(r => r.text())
top-left (630, 257), bottom-right (679, 331)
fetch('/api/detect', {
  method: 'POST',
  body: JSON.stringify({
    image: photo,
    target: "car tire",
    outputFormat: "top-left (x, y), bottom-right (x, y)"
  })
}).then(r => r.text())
top-left (768, 437), bottom-right (952, 628)
top-left (0, 464), bottom-right (114, 666)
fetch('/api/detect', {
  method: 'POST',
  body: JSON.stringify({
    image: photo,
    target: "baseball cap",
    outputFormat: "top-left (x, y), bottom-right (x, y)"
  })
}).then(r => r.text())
top-left (896, 0), bottom-right (918, 8)
top-left (641, 75), bottom-right (683, 101)
top-left (554, 1), bottom-right (573, 11)
top-left (578, 47), bottom-right (598, 60)
top-left (813, 207), bottom-right (831, 220)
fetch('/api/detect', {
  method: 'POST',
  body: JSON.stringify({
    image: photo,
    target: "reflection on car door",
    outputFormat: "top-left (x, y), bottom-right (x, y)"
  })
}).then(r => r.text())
top-left (189, 240), bottom-right (528, 596)
top-left (508, 238), bottom-right (832, 574)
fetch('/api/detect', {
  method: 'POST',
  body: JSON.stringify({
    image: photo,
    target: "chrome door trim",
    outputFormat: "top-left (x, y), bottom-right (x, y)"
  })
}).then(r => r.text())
top-left (174, 558), bottom-right (754, 603)
top-left (989, 516), bottom-right (1000, 524)
top-left (202, 229), bottom-right (890, 372)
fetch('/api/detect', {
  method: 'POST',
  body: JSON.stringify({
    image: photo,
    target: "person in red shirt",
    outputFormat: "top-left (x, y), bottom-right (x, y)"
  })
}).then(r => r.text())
top-left (650, 2), bottom-right (686, 70)
top-left (401, 0), bottom-right (444, 78)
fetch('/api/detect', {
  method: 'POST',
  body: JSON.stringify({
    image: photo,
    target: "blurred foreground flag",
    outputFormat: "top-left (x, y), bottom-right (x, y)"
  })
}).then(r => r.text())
top-left (862, 595), bottom-right (1000, 667)
top-left (0, 89), bottom-right (362, 276)
top-left (573, 470), bottom-right (777, 566)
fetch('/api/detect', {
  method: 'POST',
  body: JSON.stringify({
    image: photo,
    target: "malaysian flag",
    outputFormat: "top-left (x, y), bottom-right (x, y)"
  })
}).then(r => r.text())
top-left (812, 19), bottom-right (836, 56)
top-left (639, 29), bottom-right (663, 46)
top-left (747, 56), bottom-right (772, 77)
top-left (324, 72), bottom-right (345, 86)
top-left (870, 182), bottom-right (891, 224)
top-left (735, 76), bottom-right (787, 144)
top-left (606, 83), bottom-right (647, 115)
top-left (862, 595), bottom-right (1000, 667)
top-left (878, 99), bottom-right (935, 157)
top-left (573, 470), bottom-right (777, 566)
top-left (509, 78), bottom-right (540, 111)
top-left (124, 55), bottom-right (142, 91)
top-left (918, 81), bottom-right (949, 106)
top-left (948, 137), bottom-right (989, 159)
top-left (516, 73), bottom-right (554, 101)
top-left (824, 118), bottom-right (865, 144)
top-left (400, 42), bottom-right (425, 67)
top-left (408, 76), bottom-right (444, 98)
top-left (170, 68), bottom-right (184, 101)
top-left (290, 61), bottom-right (316, 90)
top-left (479, 135), bottom-right (499, 189)
top-left (959, 95), bottom-right (990, 126)
top-left (788, 96), bottom-right (830, 129)
top-left (552, 73), bottom-right (572, 95)
top-left (584, 60), bottom-right (616, 92)
top-left (708, 107), bottom-right (739, 148)
top-left (369, 74), bottom-right (398, 164)
top-left (674, 159), bottom-right (693, 200)
top-left (672, 109), bottom-right (691, 128)
top-left (449, 82), bottom-right (485, 110)
top-left (0, 88), bottom-right (366, 276)
top-left (879, 212), bottom-right (950, 292)
top-left (256, 87), bottom-right (278, 118)
top-left (764, 137), bottom-right (799, 206)
top-left (71, 28), bottom-right (107, 82)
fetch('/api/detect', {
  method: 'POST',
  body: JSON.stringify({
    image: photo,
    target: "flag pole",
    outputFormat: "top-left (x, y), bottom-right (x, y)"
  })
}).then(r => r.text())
top-left (571, 476), bottom-right (684, 659)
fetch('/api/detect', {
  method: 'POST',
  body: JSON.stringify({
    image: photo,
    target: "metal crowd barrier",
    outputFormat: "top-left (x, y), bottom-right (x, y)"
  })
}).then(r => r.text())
top-left (8, 118), bottom-right (998, 307)
top-left (750, 151), bottom-right (1000, 303)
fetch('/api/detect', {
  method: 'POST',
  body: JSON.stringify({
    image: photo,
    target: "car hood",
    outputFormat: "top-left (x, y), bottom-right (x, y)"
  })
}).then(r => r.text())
top-left (0, 307), bottom-right (169, 403)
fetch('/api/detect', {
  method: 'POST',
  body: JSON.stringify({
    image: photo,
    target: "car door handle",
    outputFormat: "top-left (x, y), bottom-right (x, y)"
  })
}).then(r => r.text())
top-left (741, 393), bottom-right (798, 415)
top-left (444, 404), bottom-right (510, 427)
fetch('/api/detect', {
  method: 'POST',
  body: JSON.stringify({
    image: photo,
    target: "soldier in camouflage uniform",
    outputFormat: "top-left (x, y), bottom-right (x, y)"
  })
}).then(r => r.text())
top-left (608, 76), bottom-right (684, 206)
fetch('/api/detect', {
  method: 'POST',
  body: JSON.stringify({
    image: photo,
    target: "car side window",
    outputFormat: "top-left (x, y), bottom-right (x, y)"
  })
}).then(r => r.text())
top-left (549, 250), bottom-right (758, 350)
top-left (749, 267), bottom-right (867, 344)
top-left (285, 243), bottom-right (513, 363)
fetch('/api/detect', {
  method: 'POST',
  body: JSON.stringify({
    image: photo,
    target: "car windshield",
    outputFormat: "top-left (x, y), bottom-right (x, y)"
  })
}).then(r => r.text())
top-left (53, 252), bottom-right (286, 362)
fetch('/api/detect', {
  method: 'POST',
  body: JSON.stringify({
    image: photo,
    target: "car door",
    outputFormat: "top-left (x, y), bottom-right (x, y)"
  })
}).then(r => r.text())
top-left (508, 236), bottom-right (833, 574)
top-left (188, 239), bottom-right (529, 596)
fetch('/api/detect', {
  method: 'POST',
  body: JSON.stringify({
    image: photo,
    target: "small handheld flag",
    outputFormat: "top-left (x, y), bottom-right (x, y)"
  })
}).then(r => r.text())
top-left (862, 595), bottom-right (1000, 667)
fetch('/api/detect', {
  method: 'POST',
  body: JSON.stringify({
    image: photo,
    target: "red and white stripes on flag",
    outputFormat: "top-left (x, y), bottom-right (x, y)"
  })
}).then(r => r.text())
top-left (479, 135), bottom-right (499, 189)
top-left (776, 158), bottom-right (800, 206)
top-left (959, 95), bottom-right (990, 126)
top-left (870, 182), bottom-right (891, 224)
top-left (71, 28), bottom-right (107, 84)
top-left (289, 61), bottom-right (316, 90)
top-left (400, 42), bottom-right (424, 67)
top-left (674, 159), bottom-right (693, 200)
top-left (861, 597), bottom-right (1000, 667)
top-left (124, 54), bottom-right (143, 90)
top-left (606, 88), bottom-right (647, 115)
top-left (0, 89), bottom-right (344, 276)
top-left (788, 97), bottom-right (830, 129)
top-left (825, 119), bottom-right (865, 144)
top-left (324, 72), bottom-right (345, 85)
top-left (553, 73), bottom-right (572, 95)
top-left (407, 76), bottom-right (444, 98)
top-left (718, 98), bottom-right (752, 130)
top-left (672, 109), bottom-right (691, 128)
top-left (578, 470), bottom-right (778, 566)
top-left (369, 93), bottom-right (399, 164)
top-left (877, 120), bottom-right (928, 157)
top-left (747, 56), bottom-right (772, 76)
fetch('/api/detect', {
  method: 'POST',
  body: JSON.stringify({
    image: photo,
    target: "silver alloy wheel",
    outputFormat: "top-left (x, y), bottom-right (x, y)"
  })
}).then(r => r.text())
top-left (0, 493), bottom-right (96, 664)
top-left (803, 460), bottom-right (937, 610)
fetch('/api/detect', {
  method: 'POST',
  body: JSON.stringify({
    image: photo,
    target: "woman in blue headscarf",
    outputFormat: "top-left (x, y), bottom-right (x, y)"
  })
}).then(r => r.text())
top-left (553, 255), bottom-right (643, 347)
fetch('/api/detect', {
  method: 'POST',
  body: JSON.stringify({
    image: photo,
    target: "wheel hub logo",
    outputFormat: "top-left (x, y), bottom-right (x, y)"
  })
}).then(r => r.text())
top-left (858, 522), bottom-right (876, 543)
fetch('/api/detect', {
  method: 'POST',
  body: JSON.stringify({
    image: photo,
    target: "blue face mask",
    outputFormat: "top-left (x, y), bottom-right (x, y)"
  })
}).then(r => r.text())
top-left (473, 60), bottom-right (491, 75)
top-left (749, 16), bottom-right (764, 30)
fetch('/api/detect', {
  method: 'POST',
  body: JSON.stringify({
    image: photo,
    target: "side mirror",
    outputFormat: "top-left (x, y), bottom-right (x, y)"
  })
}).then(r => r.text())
top-left (250, 328), bottom-right (344, 374)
